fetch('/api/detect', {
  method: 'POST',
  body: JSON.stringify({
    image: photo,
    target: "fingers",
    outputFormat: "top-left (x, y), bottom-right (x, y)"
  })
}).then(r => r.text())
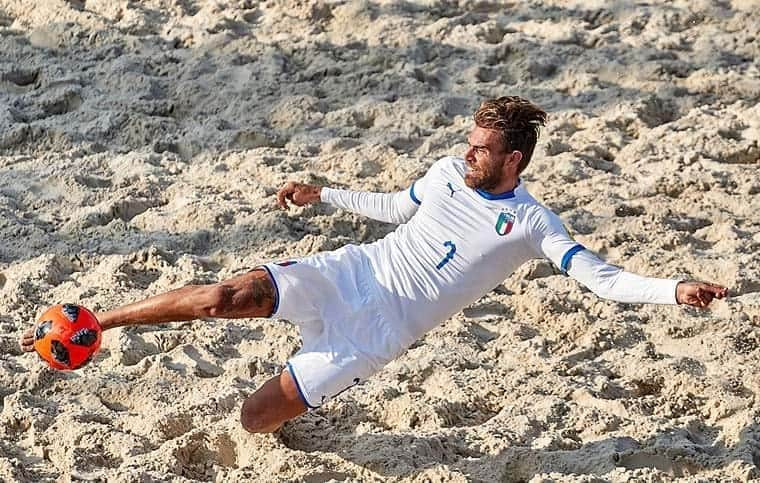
top-left (696, 287), bottom-right (710, 307)
top-left (695, 283), bottom-right (728, 307)
top-left (684, 282), bottom-right (729, 309)
top-left (677, 281), bottom-right (730, 309)
top-left (19, 327), bottom-right (35, 352)
top-left (700, 283), bottom-right (728, 298)
top-left (276, 182), bottom-right (318, 209)
top-left (276, 182), bottom-right (294, 210)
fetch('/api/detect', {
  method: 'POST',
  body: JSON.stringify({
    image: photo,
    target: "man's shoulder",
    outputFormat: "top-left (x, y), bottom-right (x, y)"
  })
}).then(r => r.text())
top-left (517, 190), bottom-right (560, 224)
top-left (433, 156), bottom-right (466, 172)
top-left (522, 199), bottom-right (569, 236)
top-left (416, 156), bottom-right (465, 182)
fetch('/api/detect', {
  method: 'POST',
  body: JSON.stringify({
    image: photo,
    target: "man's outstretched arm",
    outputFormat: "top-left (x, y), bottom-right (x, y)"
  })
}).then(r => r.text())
top-left (565, 249), bottom-right (728, 308)
top-left (529, 208), bottom-right (728, 309)
top-left (276, 181), bottom-right (420, 224)
top-left (276, 159), bottom-right (448, 223)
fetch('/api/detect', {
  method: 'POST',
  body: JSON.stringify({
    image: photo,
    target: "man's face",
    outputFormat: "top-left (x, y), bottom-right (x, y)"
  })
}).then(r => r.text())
top-left (464, 126), bottom-right (508, 190)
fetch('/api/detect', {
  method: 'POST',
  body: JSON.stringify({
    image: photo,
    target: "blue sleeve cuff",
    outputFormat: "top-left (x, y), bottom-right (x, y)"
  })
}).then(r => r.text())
top-left (409, 181), bottom-right (421, 205)
top-left (560, 244), bottom-right (586, 273)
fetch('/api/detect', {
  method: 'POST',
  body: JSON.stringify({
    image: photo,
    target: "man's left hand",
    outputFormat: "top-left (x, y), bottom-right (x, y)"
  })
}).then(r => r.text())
top-left (676, 281), bottom-right (728, 308)
top-left (276, 182), bottom-right (322, 210)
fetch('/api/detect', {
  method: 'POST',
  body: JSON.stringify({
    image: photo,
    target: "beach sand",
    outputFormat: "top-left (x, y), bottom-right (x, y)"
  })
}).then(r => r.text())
top-left (0, 0), bottom-right (759, 481)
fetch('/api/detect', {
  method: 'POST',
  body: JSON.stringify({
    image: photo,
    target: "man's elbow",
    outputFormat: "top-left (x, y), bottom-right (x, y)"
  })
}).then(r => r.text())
top-left (388, 212), bottom-right (413, 224)
top-left (591, 287), bottom-right (613, 301)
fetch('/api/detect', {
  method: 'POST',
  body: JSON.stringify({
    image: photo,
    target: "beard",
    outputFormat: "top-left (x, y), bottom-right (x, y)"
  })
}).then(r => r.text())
top-left (464, 159), bottom-right (503, 190)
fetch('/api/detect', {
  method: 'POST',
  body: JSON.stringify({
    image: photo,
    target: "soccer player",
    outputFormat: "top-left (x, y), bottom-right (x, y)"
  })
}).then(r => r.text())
top-left (19, 96), bottom-right (728, 434)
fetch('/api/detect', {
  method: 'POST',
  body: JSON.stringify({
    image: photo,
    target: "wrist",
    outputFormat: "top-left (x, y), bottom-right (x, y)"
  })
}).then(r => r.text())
top-left (318, 186), bottom-right (330, 204)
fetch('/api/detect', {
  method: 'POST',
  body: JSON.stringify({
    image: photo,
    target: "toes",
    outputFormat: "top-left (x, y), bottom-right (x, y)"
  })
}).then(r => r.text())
top-left (20, 332), bottom-right (36, 352)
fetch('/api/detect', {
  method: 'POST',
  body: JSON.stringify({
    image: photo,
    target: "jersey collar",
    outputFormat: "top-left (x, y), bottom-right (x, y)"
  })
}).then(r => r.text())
top-left (475, 179), bottom-right (521, 200)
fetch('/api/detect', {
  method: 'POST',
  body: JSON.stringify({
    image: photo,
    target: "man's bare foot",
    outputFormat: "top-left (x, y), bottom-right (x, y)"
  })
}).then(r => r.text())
top-left (19, 326), bottom-right (35, 352)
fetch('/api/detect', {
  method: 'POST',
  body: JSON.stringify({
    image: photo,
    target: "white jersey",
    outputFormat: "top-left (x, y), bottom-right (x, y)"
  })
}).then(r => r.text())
top-left (272, 156), bottom-right (679, 407)
top-left (321, 156), bottom-right (679, 347)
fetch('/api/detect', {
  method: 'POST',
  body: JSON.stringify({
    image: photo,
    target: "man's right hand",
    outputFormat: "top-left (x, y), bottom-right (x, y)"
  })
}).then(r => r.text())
top-left (276, 182), bottom-right (322, 210)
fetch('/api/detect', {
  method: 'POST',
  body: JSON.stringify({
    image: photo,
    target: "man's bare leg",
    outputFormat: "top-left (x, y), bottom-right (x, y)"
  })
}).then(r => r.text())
top-left (19, 269), bottom-right (275, 351)
top-left (241, 369), bottom-right (307, 433)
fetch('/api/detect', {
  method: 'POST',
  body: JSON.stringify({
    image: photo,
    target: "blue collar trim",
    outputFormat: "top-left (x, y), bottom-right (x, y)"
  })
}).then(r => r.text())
top-left (475, 180), bottom-right (520, 200)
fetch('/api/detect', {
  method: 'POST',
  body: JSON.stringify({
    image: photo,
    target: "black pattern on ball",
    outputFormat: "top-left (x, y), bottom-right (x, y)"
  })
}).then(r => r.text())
top-left (35, 320), bottom-right (53, 340)
top-left (51, 340), bottom-right (70, 366)
top-left (70, 328), bottom-right (98, 347)
top-left (62, 304), bottom-right (80, 322)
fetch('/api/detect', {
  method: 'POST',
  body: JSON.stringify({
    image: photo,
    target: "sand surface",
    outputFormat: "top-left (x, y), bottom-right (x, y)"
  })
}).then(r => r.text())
top-left (1, 0), bottom-right (759, 481)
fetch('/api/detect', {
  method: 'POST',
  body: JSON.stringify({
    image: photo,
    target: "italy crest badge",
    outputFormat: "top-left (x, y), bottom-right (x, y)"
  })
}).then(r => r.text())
top-left (495, 211), bottom-right (515, 236)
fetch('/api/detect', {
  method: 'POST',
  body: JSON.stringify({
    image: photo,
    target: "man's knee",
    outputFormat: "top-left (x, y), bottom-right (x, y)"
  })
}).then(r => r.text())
top-left (240, 396), bottom-right (280, 433)
top-left (240, 372), bottom-right (307, 434)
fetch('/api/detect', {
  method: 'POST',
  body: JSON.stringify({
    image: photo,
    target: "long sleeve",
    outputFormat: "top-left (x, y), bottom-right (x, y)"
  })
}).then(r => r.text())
top-left (527, 206), bottom-right (680, 305)
top-left (566, 249), bottom-right (680, 305)
top-left (320, 161), bottom-right (437, 224)
top-left (320, 187), bottom-right (420, 224)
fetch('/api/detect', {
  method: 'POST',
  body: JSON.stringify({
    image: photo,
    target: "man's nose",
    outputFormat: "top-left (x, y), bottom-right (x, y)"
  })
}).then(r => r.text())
top-left (465, 146), bottom-right (474, 161)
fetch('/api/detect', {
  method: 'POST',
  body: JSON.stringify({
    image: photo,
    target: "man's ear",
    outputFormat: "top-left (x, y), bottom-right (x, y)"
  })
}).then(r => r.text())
top-left (508, 150), bottom-right (523, 167)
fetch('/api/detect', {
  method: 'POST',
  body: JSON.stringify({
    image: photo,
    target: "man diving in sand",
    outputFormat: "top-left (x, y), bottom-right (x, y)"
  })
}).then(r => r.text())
top-left (19, 96), bottom-right (728, 434)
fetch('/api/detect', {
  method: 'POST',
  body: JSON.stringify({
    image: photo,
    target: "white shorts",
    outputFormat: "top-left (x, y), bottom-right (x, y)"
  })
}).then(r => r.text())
top-left (261, 245), bottom-right (402, 409)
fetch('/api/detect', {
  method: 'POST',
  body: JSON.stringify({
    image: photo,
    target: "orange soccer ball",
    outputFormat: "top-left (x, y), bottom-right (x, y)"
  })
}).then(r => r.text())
top-left (33, 304), bottom-right (102, 370)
